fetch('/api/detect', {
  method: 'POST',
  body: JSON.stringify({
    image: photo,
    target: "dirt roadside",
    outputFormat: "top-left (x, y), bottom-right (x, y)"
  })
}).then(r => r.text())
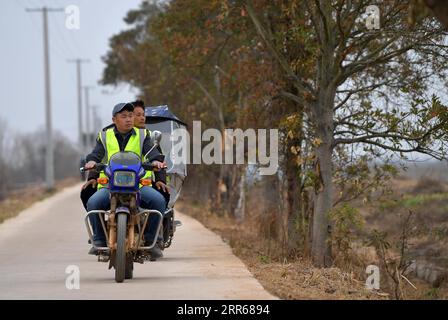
top-left (0, 177), bottom-right (80, 224)
top-left (176, 201), bottom-right (386, 300)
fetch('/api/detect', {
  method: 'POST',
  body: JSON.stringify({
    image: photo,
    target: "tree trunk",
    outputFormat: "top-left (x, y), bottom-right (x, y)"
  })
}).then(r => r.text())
top-left (216, 165), bottom-right (227, 215)
top-left (234, 167), bottom-right (246, 223)
top-left (310, 0), bottom-right (336, 267)
top-left (311, 142), bottom-right (334, 267)
top-left (311, 88), bottom-right (335, 267)
top-left (285, 137), bottom-right (300, 254)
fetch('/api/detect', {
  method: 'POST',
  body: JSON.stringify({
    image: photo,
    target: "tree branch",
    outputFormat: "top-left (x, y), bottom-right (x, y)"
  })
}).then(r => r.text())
top-left (279, 90), bottom-right (308, 107)
top-left (191, 77), bottom-right (225, 130)
top-left (244, 0), bottom-right (314, 101)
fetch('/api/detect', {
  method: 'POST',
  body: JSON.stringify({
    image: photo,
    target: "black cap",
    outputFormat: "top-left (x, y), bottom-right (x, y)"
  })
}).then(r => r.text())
top-left (112, 102), bottom-right (134, 116)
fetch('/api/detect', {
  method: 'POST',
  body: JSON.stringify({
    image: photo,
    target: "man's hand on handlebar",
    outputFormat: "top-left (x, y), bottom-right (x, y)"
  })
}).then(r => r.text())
top-left (151, 161), bottom-right (167, 172)
top-left (84, 160), bottom-right (97, 170)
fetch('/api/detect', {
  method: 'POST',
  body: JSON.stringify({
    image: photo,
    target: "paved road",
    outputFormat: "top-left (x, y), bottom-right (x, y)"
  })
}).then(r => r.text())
top-left (0, 184), bottom-right (277, 299)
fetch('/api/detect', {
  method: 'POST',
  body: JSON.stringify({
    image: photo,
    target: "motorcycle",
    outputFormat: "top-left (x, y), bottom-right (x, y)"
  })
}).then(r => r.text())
top-left (81, 131), bottom-right (169, 283)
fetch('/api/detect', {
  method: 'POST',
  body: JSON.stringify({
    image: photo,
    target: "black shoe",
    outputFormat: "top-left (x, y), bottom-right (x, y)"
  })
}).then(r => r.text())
top-left (157, 236), bottom-right (165, 251)
top-left (145, 240), bottom-right (163, 261)
top-left (89, 240), bottom-right (107, 255)
top-left (149, 246), bottom-right (163, 261)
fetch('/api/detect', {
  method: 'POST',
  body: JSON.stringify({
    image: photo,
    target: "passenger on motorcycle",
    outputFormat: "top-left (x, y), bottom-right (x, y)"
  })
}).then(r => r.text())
top-left (132, 100), bottom-right (170, 204)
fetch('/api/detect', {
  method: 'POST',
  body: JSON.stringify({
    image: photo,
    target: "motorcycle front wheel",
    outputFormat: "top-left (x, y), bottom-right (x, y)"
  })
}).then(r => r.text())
top-left (115, 213), bottom-right (127, 283)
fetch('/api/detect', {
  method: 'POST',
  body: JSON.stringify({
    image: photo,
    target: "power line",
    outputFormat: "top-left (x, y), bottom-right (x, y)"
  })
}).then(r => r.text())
top-left (49, 12), bottom-right (76, 58)
top-left (53, 11), bottom-right (85, 58)
top-left (26, 6), bottom-right (64, 191)
top-left (23, 3), bottom-right (70, 61)
top-left (90, 105), bottom-right (102, 132)
top-left (62, 9), bottom-right (85, 56)
top-left (67, 59), bottom-right (90, 151)
top-left (83, 85), bottom-right (95, 151)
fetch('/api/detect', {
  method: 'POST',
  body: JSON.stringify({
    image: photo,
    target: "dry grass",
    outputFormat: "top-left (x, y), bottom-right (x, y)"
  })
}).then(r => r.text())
top-left (354, 176), bottom-right (448, 298)
top-left (0, 177), bottom-right (79, 224)
top-left (177, 175), bottom-right (448, 299)
top-left (176, 200), bottom-right (385, 300)
top-left (244, 258), bottom-right (386, 300)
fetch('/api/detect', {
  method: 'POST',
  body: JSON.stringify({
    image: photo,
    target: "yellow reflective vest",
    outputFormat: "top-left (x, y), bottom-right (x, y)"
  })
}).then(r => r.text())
top-left (97, 127), bottom-right (153, 189)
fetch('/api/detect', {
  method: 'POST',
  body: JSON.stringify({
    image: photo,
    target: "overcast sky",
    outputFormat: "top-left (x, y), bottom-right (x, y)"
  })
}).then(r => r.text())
top-left (1, 0), bottom-right (446, 166)
top-left (0, 0), bottom-right (145, 144)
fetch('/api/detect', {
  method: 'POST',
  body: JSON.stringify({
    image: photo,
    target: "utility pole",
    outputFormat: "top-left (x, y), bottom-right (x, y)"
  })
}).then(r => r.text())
top-left (67, 59), bottom-right (90, 152)
top-left (26, 6), bottom-right (63, 191)
top-left (90, 105), bottom-right (102, 145)
top-left (83, 86), bottom-right (94, 150)
top-left (90, 105), bottom-right (102, 134)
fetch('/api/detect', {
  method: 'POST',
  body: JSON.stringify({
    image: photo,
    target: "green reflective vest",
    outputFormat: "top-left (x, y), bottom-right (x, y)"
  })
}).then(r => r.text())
top-left (97, 127), bottom-right (153, 189)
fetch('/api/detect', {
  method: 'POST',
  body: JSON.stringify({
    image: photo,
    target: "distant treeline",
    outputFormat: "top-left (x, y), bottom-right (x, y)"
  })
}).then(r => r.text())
top-left (0, 118), bottom-right (79, 200)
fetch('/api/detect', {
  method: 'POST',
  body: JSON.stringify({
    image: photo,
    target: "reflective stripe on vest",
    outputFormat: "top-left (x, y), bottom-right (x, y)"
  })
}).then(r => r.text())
top-left (97, 127), bottom-right (153, 189)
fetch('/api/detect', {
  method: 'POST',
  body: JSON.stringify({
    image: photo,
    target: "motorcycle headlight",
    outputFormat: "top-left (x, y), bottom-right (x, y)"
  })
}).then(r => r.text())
top-left (113, 171), bottom-right (136, 187)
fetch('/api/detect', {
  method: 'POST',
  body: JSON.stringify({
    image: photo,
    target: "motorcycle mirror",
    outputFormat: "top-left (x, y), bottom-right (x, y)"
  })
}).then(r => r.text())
top-left (144, 130), bottom-right (163, 160)
top-left (151, 130), bottom-right (162, 147)
top-left (79, 157), bottom-right (86, 181)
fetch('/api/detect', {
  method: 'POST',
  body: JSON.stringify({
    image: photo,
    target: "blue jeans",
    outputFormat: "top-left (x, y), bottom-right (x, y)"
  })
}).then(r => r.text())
top-left (86, 186), bottom-right (166, 244)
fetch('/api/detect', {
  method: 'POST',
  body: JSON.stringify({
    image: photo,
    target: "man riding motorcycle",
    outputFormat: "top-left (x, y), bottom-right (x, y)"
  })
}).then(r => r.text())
top-left (81, 100), bottom-right (170, 208)
top-left (84, 102), bottom-right (167, 259)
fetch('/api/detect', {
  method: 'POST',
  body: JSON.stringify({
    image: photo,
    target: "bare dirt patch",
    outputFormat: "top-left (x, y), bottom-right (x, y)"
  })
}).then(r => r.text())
top-left (0, 177), bottom-right (79, 224)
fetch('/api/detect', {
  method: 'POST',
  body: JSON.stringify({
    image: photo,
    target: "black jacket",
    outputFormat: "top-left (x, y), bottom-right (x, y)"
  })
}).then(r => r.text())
top-left (85, 126), bottom-right (166, 183)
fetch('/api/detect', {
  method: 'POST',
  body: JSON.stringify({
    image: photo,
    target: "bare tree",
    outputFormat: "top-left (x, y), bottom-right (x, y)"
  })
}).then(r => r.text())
top-left (245, 0), bottom-right (448, 266)
top-left (9, 129), bottom-right (79, 187)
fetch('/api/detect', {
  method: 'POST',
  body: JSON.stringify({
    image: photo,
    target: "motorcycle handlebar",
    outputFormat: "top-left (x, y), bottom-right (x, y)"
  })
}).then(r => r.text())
top-left (80, 163), bottom-right (166, 173)
top-left (142, 162), bottom-right (167, 171)
top-left (79, 163), bottom-right (106, 173)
